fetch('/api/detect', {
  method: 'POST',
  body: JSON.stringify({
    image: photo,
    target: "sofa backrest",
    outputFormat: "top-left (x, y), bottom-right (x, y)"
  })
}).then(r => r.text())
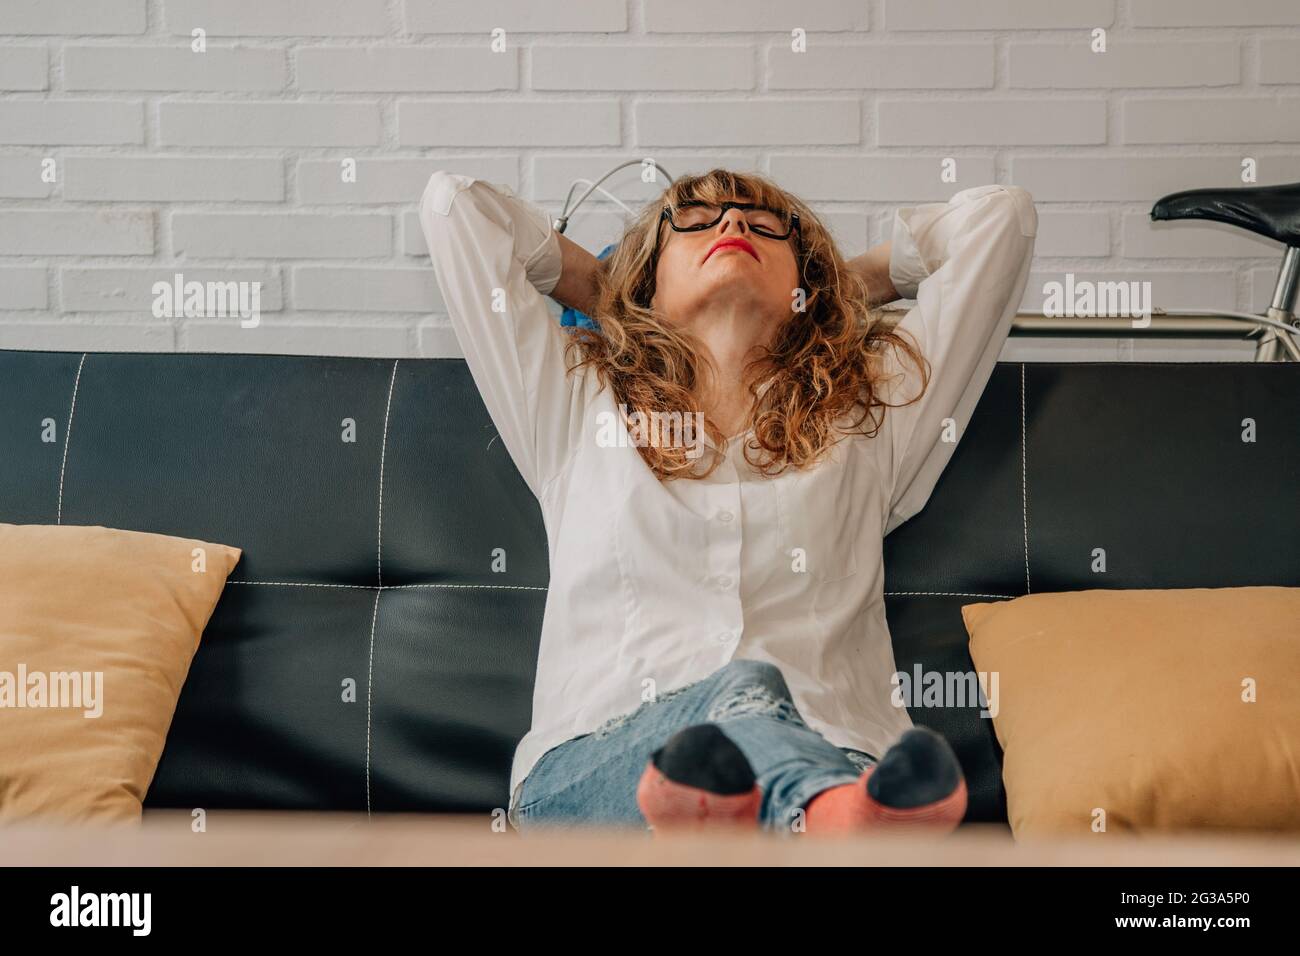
top-left (2, 349), bottom-right (1296, 823)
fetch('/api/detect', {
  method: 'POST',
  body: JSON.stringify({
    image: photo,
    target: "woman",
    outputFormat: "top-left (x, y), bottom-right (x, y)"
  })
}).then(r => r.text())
top-left (419, 167), bottom-right (1037, 835)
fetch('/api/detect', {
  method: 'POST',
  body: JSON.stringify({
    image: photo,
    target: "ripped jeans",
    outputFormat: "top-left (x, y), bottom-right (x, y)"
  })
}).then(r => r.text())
top-left (512, 658), bottom-right (879, 835)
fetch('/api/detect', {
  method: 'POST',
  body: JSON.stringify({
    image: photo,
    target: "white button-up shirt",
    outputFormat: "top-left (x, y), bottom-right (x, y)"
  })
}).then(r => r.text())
top-left (418, 172), bottom-right (1038, 825)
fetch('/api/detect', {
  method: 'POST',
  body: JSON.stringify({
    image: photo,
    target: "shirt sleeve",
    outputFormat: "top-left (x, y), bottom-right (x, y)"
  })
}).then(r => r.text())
top-left (418, 170), bottom-right (583, 499)
top-left (875, 184), bottom-right (1038, 536)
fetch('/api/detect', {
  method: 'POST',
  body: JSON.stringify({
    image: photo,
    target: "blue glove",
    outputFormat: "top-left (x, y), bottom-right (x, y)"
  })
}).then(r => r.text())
top-left (559, 242), bottom-right (617, 331)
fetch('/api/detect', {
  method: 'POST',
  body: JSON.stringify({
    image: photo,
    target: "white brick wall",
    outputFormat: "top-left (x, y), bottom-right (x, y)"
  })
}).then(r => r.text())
top-left (1, 0), bottom-right (1297, 360)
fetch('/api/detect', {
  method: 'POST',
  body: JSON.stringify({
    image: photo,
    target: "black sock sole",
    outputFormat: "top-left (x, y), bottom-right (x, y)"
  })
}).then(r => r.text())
top-left (865, 727), bottom-right (962, 809)
top-left (650, 723), bottom-right (757, 796)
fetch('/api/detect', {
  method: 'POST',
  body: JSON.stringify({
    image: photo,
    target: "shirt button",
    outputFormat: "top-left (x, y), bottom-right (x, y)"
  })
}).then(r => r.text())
top-left (717, 510), bottom-right (734, 523)
top-left (717, 575), bottom-right (733, 589)
top-left (717, 630), bottom-right (736, 643)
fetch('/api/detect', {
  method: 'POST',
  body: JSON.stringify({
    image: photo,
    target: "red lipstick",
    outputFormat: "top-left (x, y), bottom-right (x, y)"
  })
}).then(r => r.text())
top-left (705, 237), bottom-right (759, 263)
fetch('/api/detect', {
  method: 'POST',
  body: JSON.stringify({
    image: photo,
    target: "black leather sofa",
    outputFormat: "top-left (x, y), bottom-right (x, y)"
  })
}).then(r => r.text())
top-left (2, 349), bottom-right (1296, 826)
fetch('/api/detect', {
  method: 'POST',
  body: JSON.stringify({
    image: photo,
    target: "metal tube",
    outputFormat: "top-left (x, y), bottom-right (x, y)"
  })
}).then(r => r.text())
top-left (1269, 246), bottom-right (1300, 317)
top-left (993, 309), bottom-right (1300, 343)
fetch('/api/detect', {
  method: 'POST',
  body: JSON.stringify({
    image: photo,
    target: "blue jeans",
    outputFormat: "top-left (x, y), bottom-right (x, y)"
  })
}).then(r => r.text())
top-left (513, 659), bottom-right (879, 835)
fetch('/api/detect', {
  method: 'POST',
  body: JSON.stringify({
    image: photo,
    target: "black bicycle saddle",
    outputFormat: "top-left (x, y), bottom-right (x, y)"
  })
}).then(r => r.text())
top-left (1150, 181), bottom-right (1300, 246)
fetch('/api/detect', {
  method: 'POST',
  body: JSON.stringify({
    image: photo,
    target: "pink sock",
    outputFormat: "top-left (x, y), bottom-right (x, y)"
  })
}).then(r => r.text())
top-left (805, 766), bottom-right (968, 835)
top-left (635, 760), bottom-right (762, 832)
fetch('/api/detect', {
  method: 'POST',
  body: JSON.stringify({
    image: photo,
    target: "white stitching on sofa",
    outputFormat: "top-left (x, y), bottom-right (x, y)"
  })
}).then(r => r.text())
top-left (364, 588), bottom-right (380, 816)
top-left (884, 591), bottom-right (1015, 600)
top-left (377, 359), bottom-right (398, 588)
top-left (368, 358), bottom-right (399, 817)
top-left (1021, 363), bottom-right (1031, 595)
top-left (56, 353), bottom-right (86, 525)
top-left (226, 581), bottom-right (381, 589)
top-left (384, 583), bottom-right (548, 591)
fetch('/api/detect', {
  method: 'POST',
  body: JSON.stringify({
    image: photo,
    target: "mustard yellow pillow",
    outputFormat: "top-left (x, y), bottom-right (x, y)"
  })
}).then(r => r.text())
top-left (962, 587), bottom-right (1300, 839)
top-left (0, 523), bottom-right (240, 824)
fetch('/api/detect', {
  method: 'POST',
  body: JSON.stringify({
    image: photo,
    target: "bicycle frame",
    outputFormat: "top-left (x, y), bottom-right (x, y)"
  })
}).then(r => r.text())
top-left (1256, 246), bottom-right (1300, 361)
top-left (1004, 245), bottom-right (1300, 362)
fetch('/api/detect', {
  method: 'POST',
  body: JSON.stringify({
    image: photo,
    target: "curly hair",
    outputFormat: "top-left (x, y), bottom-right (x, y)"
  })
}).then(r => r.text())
top-left (564, 167), bottom-right (931, 481)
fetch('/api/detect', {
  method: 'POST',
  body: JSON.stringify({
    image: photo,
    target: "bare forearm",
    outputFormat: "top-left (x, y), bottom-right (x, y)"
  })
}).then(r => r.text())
top-left (847, 241), bottom-right (899, 308)
top-left (549, 231), bottom-right (603, 318)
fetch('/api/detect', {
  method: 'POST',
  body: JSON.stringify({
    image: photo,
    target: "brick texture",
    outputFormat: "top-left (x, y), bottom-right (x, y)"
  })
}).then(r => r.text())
top-left (0, 0), bottom-right (1294, 358)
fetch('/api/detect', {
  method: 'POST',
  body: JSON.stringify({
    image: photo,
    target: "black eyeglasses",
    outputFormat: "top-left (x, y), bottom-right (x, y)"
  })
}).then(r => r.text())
top-left (652, 200), bottom-right (800, 261)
